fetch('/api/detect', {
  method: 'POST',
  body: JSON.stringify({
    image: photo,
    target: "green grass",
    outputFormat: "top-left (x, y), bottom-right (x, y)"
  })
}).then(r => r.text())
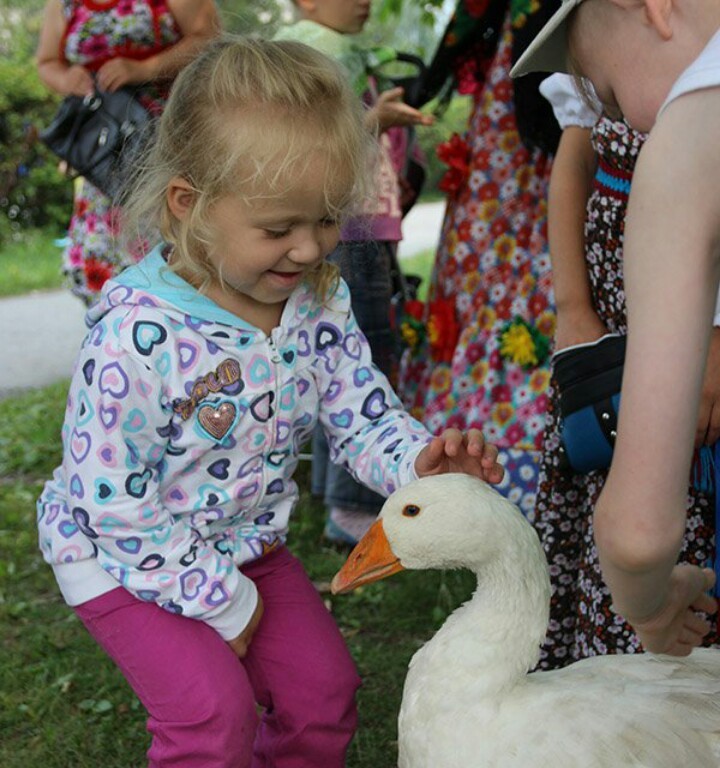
top-left (0, 382), bottom-right (475, 767)
top-left (400, 247), bottom-right (435, 302)
top-left (0, 230), bottom-right (65, 297)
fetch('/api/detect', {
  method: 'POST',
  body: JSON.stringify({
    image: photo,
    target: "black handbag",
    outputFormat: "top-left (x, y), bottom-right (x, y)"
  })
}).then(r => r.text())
top-left (40, 87), bottom-right (151, 199)
top-left (552, 334), bottom-right (626, 473)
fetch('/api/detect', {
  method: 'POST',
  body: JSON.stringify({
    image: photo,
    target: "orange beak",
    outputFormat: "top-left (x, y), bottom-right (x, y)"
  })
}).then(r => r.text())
top-left (330, 519), bottom-right (405, 594)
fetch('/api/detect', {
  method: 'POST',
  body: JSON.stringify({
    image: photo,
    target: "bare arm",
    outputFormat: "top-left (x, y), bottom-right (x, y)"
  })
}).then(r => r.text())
top-left (96, 0), bottom-right (221, 91)
top-left (364, 87), bottom-right (434, 133)
top-left (594, 90), bottom-right (720, 653)
top-left (548, 125), bottom-right (607, 350)
top-left (36, 0), bottom-right (220, 95)
top-left (36, 0), bottom-right (94, 96)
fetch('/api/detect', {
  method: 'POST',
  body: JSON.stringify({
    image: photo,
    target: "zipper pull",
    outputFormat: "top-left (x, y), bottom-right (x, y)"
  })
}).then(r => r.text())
top-left (267, 337), bottom-right (282, 364)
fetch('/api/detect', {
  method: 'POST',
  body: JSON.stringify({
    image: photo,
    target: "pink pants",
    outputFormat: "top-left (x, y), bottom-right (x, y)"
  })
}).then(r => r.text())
top-left (74, 547), bottom-right (361, 768)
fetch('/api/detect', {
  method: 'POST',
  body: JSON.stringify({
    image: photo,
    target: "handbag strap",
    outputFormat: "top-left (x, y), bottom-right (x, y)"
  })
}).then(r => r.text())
top-left (65, 91), bottom-right (102, 148)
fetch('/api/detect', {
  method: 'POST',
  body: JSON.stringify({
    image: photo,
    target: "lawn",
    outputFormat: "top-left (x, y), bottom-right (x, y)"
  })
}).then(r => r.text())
top-left (0, 381), bottom-right (475, 767)
top-left (0, 229), bottom-right (65, 297)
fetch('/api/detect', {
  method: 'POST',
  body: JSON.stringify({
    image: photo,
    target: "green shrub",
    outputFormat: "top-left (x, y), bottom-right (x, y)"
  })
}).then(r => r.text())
top-left (0, 9), bottom-right (73, 246)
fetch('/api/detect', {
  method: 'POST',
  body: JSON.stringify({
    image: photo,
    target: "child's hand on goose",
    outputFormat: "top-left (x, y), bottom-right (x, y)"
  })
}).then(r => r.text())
top-left (414, 428), bottom-right (504, 484)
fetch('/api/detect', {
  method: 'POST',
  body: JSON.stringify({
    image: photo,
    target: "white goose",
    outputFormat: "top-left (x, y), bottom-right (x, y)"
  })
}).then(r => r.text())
top-left (331, 473), bottom-right (720, 768)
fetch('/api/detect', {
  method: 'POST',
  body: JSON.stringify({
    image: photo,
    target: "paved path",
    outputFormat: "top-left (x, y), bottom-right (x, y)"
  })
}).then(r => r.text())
top-left (0, 201), bottom-right (447, 399)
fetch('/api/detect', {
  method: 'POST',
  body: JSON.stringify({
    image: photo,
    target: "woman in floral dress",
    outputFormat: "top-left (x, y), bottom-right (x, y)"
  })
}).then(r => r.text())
top-left (532, 97), bottom-right (719, 668)
top-left (398, 0), bottom-right (561, 516)
top-left (36, 0), bottom-right (219, 305)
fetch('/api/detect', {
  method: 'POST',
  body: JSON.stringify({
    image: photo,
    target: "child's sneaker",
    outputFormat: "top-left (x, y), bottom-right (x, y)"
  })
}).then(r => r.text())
top-left (323, 507), bottom-right (378, 547)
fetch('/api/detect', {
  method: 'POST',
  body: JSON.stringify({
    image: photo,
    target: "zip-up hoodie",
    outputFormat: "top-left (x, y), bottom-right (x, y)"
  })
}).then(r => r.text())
top-left (37, 246), bottom-right (431, 640)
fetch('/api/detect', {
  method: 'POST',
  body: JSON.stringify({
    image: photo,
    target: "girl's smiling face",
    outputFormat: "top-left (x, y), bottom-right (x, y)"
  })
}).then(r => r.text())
top-left (168, 158), bottom-right (350, 332)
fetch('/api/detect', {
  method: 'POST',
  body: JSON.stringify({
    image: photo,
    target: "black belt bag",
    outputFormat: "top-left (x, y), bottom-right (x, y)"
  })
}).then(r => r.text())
top-left (553, 334), bottom-right (626, 474)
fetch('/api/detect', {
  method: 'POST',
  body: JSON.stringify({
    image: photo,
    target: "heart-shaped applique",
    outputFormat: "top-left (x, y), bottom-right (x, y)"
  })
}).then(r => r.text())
top-left (99, 403), bottom-right (120, 432)
top-left (361, 387), bottom-right (389, 421)
top-left (276, 419), bottom-right (291, 443)
top-left (168, 486), bottom-right (188, 503)
top-left (343, 332), bottom-right (362, 360)
top-left (44, 503), bottom-right (62, 525)
top-left (177, 340), bottom-right (200, 372)
top-left (250, 392), bottom-right (275, 423)
top-left (294, 379), bottom-right (310, 401)
top-left (116, 536), bottom-right (142, 555)
top-left (69, 473), bottom-right (85, 499)
top-left (123, 408), bottom-right (147, 433)
top-left (126, 468), bottom-right (152, 499)
top-left (315, 322), bottom-right (341, 351)
top-left (297, 330), bottom-right (312, 357)
top-left (206, 580), bottom-right (230, 608)
top-left (138, 553), bottom-right (166, 571)
top-left (248, 356), bottom-right (272, 385)
top-left (94, 480), bottom-right (115, 503)
top-left (330, 408), bottom-right (354, 430)
top-left (353, 367), bottom-right (374, 386)
top-left (237, 481), bottom-right (260, 499)
top-left (72, 506), bottom-right (97, 538)
top-left (132, 321), bottom-right (167, 356)
top-left (180, 568), bottom-right (207, 600)
top-left (383, 439), bottom-right (402, 455)
top-left (326, 380), bottom-right (343, 403)
top-left (98, 362), bottom-right (129, 399)
top-left (279, 386), bottom-right (296, 411)
top-left (198, 401), bottom-right (238, 442)
top-left (237, 455), bottom-right (263, 478)
top-left (82, 359), bottom-right (95, 386)
top-left (267, 451), bottom-right (288, 467)
top-left (266, 479), bottom-right (284, 494)
top-left (70, 429), bottom-right (91, 464)
top-left (207, 458), bottom-right (231, 480)
top-left (58, 519), bottom-right (78, 539)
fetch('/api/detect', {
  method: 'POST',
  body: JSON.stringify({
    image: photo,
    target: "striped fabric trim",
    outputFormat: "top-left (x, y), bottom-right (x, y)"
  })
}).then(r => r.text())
top-left (593, 156), bottom-right (633, 199)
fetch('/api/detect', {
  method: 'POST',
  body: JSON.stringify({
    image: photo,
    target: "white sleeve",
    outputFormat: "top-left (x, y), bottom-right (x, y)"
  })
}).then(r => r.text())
top-left (539, 73), bottom-right (601, 129)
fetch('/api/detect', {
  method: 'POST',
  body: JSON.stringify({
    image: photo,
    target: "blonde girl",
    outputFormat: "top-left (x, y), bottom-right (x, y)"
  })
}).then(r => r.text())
top-left (37, 37), bottom-right (503, 767)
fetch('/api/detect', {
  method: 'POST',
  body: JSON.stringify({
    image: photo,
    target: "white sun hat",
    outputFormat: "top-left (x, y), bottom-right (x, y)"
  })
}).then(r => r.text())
top-left (510, 0), bottom-right (586, 78)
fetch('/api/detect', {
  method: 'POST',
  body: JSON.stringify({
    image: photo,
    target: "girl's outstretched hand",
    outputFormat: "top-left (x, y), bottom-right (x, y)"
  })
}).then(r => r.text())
top-left (414, 428), bottom-right (504, 484)
top-left (227, 595), bottom-right (264, 659)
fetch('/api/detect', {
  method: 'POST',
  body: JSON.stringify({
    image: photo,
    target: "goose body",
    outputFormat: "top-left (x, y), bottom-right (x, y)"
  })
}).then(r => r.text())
top-left (331, 473), bottom-right (720, 767)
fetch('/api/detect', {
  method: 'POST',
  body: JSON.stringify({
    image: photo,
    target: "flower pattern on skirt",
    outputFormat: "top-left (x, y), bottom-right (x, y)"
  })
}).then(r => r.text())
top-left (398, 17), bottom-right (555, 512)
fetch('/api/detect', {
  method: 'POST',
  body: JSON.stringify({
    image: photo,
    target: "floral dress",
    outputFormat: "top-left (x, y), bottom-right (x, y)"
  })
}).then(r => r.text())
top-left (60, 0), bottom-right (180, 305)
top-left (533, 117), bottom-right (718, 669)
top-left (398, 14), bottom-right (555, 516)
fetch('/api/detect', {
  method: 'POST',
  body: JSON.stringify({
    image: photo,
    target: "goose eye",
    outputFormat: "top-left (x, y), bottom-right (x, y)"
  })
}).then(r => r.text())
top-left (402, 504), bottom-right (421, 518)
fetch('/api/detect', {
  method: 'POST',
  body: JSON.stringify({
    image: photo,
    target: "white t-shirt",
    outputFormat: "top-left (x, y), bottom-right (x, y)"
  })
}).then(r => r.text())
top-left (659, 28), bottom-right (720, 322)
top-left (660, 28), bottom-right (720, 115)
top-left (539, 73), bottom-right (601, 129)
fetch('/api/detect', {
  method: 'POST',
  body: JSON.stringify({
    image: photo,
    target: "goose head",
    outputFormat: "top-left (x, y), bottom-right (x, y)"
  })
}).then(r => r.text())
top-left (332, 473), bottom-right (549, 596)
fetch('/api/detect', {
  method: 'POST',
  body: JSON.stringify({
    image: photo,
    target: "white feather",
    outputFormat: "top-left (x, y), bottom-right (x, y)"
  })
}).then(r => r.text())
top-left (376, 474), bottom-right (720, 768)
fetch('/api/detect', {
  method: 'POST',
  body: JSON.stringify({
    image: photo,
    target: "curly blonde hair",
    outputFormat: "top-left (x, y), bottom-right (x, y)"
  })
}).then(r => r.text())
top-left (122, 35), bottom-right (375, 300)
